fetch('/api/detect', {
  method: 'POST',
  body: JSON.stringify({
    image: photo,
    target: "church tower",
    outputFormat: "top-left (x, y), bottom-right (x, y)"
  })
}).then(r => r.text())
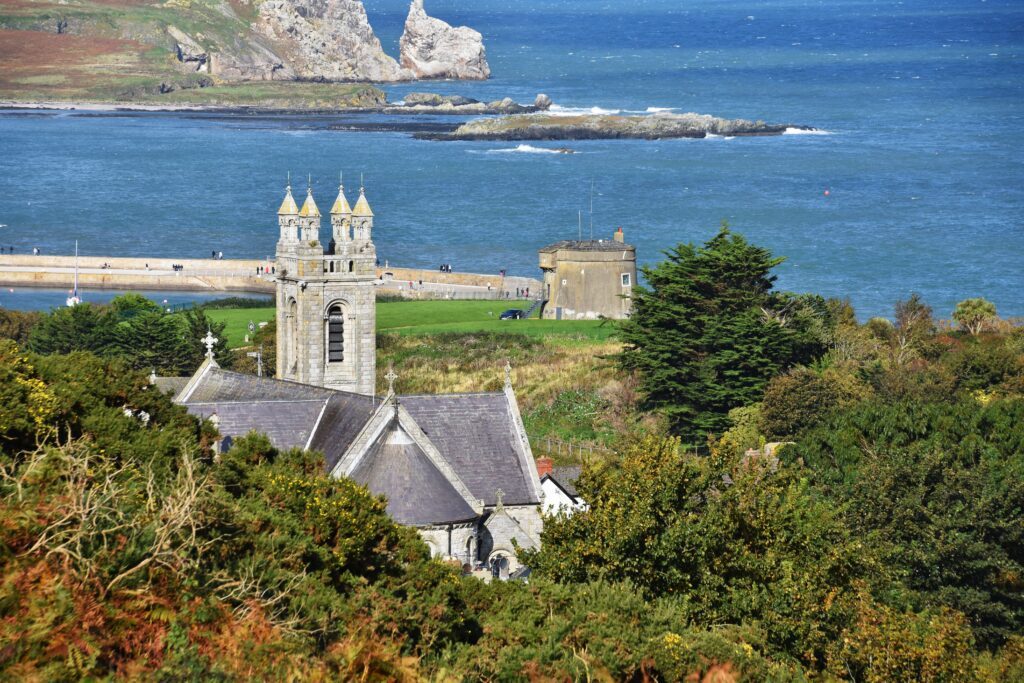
top-left (275, 177), bottom-right (377, 395)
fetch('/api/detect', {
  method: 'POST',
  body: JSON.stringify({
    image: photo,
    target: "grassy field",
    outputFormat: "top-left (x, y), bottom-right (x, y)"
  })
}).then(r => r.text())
top-left (206, 300), bottom-right (614, 348)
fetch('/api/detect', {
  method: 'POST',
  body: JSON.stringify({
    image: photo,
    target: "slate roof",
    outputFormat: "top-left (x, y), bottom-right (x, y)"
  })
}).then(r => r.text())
top-left (350, 421), bottom-right (477, 526)
top-left (152, 376), bottom-right (189, 395)
top-left (309, 392), bottom-right (381, 471)
top-left (183, 367), bottom-right (336, 403)
top-left (177, 367), bottom-right (373, 457)
top-left (401, 393), bottom-right (539, 506)
top-left (173, 367), bottom-right (540, 524)
top-left (185, 399), bottom-right (325, 451)
top-left (549, 465), bottom-right (582, 498)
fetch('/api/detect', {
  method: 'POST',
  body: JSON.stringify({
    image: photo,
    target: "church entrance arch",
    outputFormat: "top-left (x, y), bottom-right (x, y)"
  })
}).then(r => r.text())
top-left (487, 551), bottom-right (511, 581)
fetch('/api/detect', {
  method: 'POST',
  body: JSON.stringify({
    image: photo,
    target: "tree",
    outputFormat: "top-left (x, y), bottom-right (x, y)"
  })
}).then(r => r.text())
top-left (892, 293), bottom-right (935, 364)
top-left (953, 298), bottom-right (998, 336)
top-left (790, 397), bottom-right (1024, 648)
top-left (27, 302), bottom-right (113, 355)
top-left (759, 369), bottom-right (841, 439)
top-left (618, 225), bottom-right (826, 438)
top-left (0, 309), bottom-right (42, 345)
top-left (26, 295), bottom-right (232, 374)
top-left (523, 435), bottom-right (875, 667)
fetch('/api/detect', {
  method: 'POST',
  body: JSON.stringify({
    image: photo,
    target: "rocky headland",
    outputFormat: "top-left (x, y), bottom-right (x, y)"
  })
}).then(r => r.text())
top-left (0, 0), bottom-right (490, 107)
top-left (424, 112), bottom-right (813, 141)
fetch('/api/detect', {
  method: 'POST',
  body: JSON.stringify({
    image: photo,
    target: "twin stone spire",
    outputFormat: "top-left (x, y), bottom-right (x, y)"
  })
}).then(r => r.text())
top-left (277, 175), bottom-right (374, 245)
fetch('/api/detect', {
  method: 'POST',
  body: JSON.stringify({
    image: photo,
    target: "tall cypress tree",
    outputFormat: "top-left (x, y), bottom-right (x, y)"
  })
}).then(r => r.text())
top-left (619, 226), bottom-right (824, 439)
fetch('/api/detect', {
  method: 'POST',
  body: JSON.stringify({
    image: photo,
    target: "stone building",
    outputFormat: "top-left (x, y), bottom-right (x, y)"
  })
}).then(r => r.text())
top-left (538, 227), bottom-right (636, 320)
top-left (275, 179), bottom-right (376, 394)
top-left (161, 178), bottom-right (546, 575)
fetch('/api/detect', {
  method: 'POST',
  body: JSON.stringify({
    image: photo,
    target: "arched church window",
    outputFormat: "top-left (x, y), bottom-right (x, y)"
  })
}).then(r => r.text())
top-left (348, 260), bottom-right (354, 273)
top-left (329, 261), bottom-right (334, 273)
top-left (327, 305), bottom-right (344, 363)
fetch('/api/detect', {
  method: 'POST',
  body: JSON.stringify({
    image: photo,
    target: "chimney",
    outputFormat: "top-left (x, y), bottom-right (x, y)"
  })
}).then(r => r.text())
top-left (613, 227), bottom-right (624, 243)
top-left (536, 456), bottom-right (553, 478)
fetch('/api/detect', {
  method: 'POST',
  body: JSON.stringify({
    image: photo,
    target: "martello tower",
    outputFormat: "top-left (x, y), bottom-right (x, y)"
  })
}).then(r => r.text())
top-left (275, 177), bottom-right (377, 394)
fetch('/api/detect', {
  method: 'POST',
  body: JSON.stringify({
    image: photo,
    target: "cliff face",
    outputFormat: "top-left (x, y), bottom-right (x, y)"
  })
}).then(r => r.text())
top-left (255, 0), bottom-right (408, 82)
top-left (399, 0), bottom-right (489, 80)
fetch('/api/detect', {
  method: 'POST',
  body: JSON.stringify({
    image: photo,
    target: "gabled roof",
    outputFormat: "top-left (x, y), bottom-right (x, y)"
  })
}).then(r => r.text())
top-left (181, 366), bottom-right (336, 403)
top-left (185, 399), bottom-right (326, 451)
top-left (401, 393), bottom-right (540, 506)
top-left (171, 365), bottom-right (541, 526)
top-left (548, 465), bottom-right (582, 498)
top-left (152, 376), bottom-right (188, 395)
top-left (175, 366), bottom-right (374, 458)
top-left (310, 392), bottom-right (382, 472)
top-left (350, 420), bottom-right (478, 526)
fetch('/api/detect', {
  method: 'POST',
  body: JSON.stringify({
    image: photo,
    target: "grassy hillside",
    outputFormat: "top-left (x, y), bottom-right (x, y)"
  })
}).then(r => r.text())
top-left (0, 0), bottom-right (384, 107)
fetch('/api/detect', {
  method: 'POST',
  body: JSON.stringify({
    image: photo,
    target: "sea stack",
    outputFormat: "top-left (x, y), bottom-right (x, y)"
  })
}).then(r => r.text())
top-left (399, 0), bottom-right (490, 80)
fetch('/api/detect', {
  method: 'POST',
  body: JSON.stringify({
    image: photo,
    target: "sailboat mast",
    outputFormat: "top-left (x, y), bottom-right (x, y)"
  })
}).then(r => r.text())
top-left (73, 240), bottom-right (79, 295)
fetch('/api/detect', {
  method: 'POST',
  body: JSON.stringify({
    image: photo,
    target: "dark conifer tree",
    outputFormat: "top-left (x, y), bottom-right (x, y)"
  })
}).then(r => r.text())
top-left (618, 225), bottom-right (824, 439)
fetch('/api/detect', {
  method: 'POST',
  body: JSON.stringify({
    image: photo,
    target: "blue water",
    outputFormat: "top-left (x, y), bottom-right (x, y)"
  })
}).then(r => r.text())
top-left (0, 288), bottom-right (269, 312)
top-left (1, 0), bottom-right (1022, 319)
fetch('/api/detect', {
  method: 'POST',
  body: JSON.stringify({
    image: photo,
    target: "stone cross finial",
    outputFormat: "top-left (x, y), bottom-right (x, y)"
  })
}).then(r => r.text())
top-left (385, 363), bottom-right (398, 396)
top-left (494, 488), bottom-right (505, 511)
top-left (202, 329), bottom-right (218, 360)
top-left (504, 359), bottom-right (513, 389)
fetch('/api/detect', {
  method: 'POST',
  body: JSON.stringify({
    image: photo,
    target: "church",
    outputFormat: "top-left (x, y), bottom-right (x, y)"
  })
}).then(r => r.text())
top-left (162, 179), bottom-right (545, 577)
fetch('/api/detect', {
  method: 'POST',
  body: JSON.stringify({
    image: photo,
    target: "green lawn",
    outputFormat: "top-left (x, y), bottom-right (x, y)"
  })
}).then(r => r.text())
top-left (205, 308), bottom-right (275, 348)
top-left (206, 300), bottom-right (614, 348)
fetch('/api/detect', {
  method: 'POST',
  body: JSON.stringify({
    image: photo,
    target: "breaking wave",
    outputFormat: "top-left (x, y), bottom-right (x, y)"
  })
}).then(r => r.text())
top-left (485, 144), bottom-right (567, 155)
top-left (547, 104), bottom-right (621, 116)
top-left (783, 127), bottom-right (831, 135)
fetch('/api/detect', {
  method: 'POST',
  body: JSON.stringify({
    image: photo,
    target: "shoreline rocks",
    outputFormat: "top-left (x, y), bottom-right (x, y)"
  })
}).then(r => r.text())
top-left (423, 112), bottom-right (811, 141)
top-left (399, 0), bottom-right (490, 80)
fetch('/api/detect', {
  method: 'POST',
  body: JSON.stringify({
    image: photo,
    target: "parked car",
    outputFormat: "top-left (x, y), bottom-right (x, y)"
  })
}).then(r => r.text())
top-left (499, 309), bottom-right (525, 320)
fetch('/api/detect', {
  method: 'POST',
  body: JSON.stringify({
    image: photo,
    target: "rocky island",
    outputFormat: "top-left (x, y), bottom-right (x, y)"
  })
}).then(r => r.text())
top-left (425, 111), bottom-right (813, 141)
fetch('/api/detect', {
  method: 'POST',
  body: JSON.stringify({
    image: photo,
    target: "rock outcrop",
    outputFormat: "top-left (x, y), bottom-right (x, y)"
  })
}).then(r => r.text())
top-left (167, 26), bottom-right (294, 81)
top-left (399, 0), bottom-right (489, 80)
top-left (426, 112), bottom-right (811, 141)
top-left (255, 0), bottom-right (407, 82)
top-left (388, 92), bottom-right (552, 114)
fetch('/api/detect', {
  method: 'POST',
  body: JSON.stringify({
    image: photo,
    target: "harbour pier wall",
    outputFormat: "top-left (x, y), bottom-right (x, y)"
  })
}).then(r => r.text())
top-left (0, 255), bottom-right (541, 300)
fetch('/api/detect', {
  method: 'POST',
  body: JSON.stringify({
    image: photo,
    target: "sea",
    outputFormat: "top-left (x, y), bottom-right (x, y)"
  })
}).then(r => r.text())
top-left (0, 0), bottom-right (1021, 319)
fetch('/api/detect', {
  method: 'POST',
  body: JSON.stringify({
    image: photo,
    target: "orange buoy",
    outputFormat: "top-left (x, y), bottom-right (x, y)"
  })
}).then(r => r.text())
top-left (824, 189), bottom-right (831, 196)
